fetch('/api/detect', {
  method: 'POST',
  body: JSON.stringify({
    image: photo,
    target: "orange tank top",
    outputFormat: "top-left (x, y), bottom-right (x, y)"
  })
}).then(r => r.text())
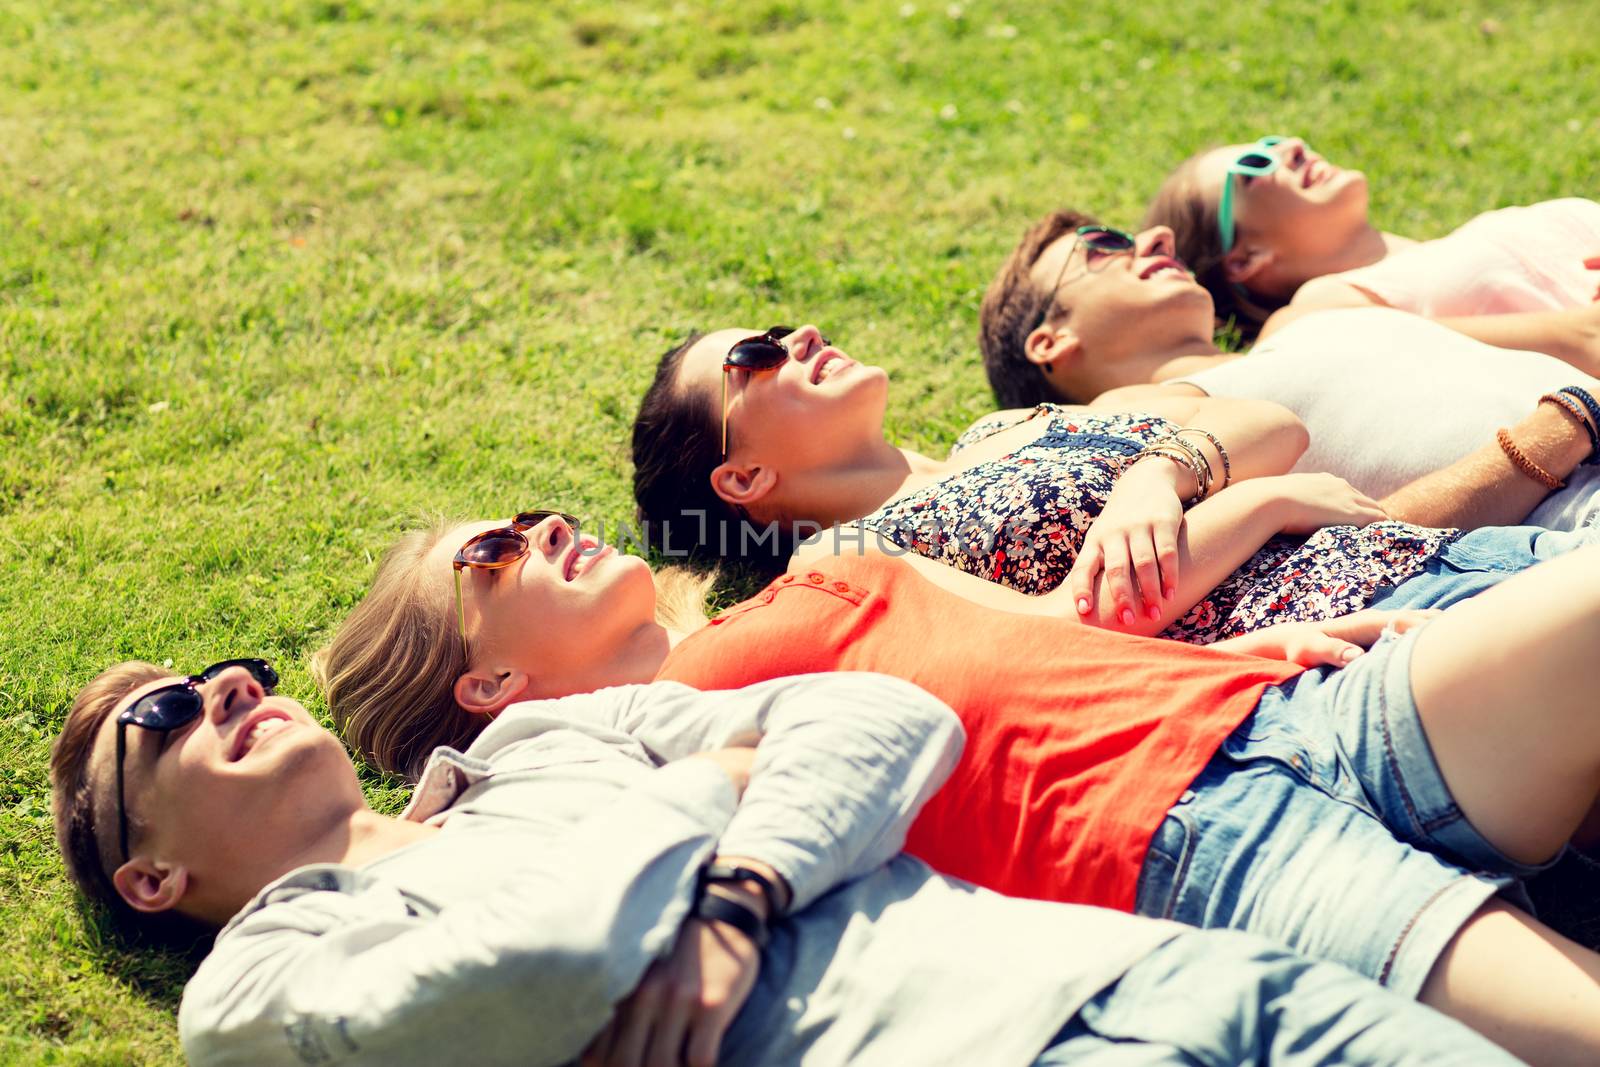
top-left (656, 553), bottom-right (1303, 910)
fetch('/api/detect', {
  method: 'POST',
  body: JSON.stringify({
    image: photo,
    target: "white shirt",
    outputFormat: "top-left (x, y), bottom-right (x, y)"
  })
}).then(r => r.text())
top-left (1178, 307), bottom-right (1600, 530)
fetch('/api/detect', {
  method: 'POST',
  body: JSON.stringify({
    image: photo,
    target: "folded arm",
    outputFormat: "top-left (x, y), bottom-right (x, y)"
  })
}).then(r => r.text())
top-left (573, 673), bottom-right (965, 913)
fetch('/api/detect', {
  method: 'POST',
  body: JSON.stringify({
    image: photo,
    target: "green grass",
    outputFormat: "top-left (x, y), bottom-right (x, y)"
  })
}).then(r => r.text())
top-left (2, 0), bottom-right (1597, 1059)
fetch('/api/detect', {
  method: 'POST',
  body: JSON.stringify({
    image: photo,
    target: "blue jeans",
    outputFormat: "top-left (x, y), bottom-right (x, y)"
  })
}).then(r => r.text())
top-left (1370, 523), bottom-right (1595, 612)
top-left (1135, 623), bottom-right (1555, 997)
top-left (1033, 929), bottom-right (1516, 1065)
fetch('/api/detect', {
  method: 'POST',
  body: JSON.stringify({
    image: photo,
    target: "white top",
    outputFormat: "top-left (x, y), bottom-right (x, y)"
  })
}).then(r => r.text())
top-left (179, 674), bottom-right (1181, 1067)
top-left (1308, 198), bottom-right (1600, 317)
top-left (1178, 307), bottom-right (1600, 529)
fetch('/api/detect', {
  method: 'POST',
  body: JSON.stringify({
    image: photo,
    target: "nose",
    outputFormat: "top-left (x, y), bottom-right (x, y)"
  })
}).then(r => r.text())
top-left (528, 513), bottom-right (574, 563)
top-left (785, 324), bottom-right (825, 362)
top-left (1278, 137), bottom-right (1308, 168)
top-left (1137, 226), bottom-right (1176, 258)
top-left (203, 666), bottom-right (268, 726)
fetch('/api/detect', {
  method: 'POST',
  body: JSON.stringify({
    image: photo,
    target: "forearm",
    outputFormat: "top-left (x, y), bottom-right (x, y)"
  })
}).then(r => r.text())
top-left (1382, 402), bottom-right (1592, 529)
top-left (1432, 310), bottom-right (1599, 375)
top-left (1080, 481), bottom-right (1285, 636)
top-left (1088, 394), bottom-right (1309, 482)
top-left (598, 674), bottom-right (965, 913)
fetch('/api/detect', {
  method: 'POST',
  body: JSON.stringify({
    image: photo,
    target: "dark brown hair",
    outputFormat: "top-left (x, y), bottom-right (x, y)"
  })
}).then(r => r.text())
top-left (1142, 148), bottom-right (1278, 339)
top-left (631, 333), bottom-right (795, 572)
top-left (978, 208), bottom-right (1101, 407)
top-left (51, 661), bottom-right (213, 951)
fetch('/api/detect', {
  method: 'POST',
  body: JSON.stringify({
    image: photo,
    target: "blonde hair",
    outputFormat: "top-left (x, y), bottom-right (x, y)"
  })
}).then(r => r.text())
top-left (313, 517), bottom-right (714, 780)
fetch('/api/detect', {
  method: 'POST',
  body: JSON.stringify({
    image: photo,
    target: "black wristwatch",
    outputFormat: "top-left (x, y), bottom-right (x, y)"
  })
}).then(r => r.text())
top-left (701, 862), bottom-right (782, 916)
top-left (693, 892), bottom-right (769, 948)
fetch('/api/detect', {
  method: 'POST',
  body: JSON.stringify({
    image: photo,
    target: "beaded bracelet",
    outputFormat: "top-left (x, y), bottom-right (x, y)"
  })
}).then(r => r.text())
top-left (1126, 446), bottom-right (1207, 506)
top-left (1538, 392), bottom-right (1600, 461)
top-left (1557, 386), bottom-right (1600, 465)
top-left (1174, 427), bottom-right (1231, 492)
top-left (1496, 427), bottom-right (1565, 490)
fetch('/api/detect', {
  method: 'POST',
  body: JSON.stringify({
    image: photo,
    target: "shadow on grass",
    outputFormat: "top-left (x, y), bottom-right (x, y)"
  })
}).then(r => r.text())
top-left (75, 895), bottom-right (209, 1015)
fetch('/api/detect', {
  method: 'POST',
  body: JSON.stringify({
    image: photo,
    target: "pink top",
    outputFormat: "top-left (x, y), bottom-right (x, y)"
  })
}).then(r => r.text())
top-left (1315, 198), bottom-right (1600, 317)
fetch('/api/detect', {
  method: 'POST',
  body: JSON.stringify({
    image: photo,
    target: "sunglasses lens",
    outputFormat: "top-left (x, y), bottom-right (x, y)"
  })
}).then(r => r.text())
top-left (766, 326), bottom-right (794, 340)
top-left (1238, 152), bottom-right (1275, 170)
top-left (1084, 230), bottom-right (1136, 252)
top-left (129, 686), bottom-right (204, 729)
top-left (727, 337), bottom-right (790, 370)
top-left (461, 529), bottom-right (528, 566)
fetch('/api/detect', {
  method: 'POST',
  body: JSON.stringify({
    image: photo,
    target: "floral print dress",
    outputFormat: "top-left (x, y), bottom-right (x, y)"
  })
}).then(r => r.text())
top-left (858, 404), bottom-right (1458, 644)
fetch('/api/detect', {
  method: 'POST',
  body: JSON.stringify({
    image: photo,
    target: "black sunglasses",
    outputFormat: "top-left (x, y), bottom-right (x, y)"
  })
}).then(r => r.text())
top-left (720, 325), bottom-right (831, 456)
top-left (115, 658), bottom-right (279, 862)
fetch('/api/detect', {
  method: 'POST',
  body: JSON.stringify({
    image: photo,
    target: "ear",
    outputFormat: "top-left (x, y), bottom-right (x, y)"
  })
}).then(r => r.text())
top-left (709, 461), bottom-right (777, 510)
top-left (454, 667), bottom-right (533, 717)
top-left (1222, 241), bottom-right (1275, 287)
top-left (1024, 323), bottom-right (1082, 376)
top-left (113, 856), bottom-right (190, 915)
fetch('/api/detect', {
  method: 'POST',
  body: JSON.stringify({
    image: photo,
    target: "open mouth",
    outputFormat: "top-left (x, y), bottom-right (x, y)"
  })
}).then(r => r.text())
top-left (1302, 159), bottom-right (1328, 188)
top-left (565, 537), bottom-right (612, 581)
top-left (810, 349), bottom-right (854, 385)
top-left (1139, 257), bottom-right (1189, 280)
top-left (231, 710), bottom-right (292, 761)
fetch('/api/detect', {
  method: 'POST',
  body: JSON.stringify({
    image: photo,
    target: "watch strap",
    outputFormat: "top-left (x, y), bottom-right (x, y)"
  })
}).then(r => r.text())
top-left (693, 892), bottom-right (769, 948)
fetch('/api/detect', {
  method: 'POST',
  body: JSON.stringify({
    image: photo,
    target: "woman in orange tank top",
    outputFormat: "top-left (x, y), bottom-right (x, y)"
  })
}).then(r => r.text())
top-left (316, 510), bottom-right (1600, 1064)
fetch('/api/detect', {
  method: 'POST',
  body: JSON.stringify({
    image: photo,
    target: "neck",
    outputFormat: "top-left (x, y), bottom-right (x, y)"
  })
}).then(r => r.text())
top-left (1059, 334), bottom-right (1222, 398)
top-left (1259, 223), bottom-right (1392, 299)
top-left (765, 437), bottom-right (942, 528)
top-left (190, 802), bottom-right (427, 926)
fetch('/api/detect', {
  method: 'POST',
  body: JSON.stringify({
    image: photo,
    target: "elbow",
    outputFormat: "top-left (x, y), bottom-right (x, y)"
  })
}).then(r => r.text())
top-left (1280, 413), bottom-right (1310, 466)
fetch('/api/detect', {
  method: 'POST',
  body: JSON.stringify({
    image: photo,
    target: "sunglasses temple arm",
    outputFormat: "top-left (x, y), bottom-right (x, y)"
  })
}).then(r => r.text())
top-left (721, 373), bottom-right (729, 455)
top-left (454, 569), bottom-right (470, 662)
top-left (116, 725), bottom-right (130, 861)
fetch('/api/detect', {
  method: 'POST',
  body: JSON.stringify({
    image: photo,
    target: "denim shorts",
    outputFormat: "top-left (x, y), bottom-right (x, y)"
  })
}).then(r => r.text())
top-left (1134, 622), bottom-right (1556, 999)
top-left (1033, 929), bottom-right (1516, 1066)
top-left (1369, 523), bottom-right (1595, 613)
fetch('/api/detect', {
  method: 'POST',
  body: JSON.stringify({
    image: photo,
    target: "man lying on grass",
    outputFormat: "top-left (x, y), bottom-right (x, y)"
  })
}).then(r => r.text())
top-left (52, 665), bottom-right (1511, 1067)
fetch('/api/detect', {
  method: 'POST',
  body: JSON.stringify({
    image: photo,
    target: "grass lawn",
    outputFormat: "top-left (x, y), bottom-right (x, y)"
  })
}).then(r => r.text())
top-left (2, 0), bottom-right (1597, 1060)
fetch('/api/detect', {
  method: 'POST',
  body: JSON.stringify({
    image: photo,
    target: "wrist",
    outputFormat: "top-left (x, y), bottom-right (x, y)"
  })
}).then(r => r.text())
top-left (704, 858), bottom-right (787, 920)
top-left (1122, 451), bottom-right (1194, 501)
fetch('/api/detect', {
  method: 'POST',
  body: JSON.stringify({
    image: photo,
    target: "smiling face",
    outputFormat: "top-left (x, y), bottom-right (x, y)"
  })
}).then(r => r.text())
top-left (1195, 137), bottom-right (1370, 267)
top-left (86, 663), bottom-right (359, 918)
top-left (1028, 225), bottom-right (1217, 392)
top-left (431, 513), bottom-right (660, 700)
top-left (678, 324), bottom-right (890, 509)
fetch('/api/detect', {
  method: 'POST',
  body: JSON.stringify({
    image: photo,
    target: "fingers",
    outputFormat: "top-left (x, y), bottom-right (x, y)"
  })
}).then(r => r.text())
top-left (1102, 538), bottom-right (1139, 625)
top-left (1128, 533), bottom-right (1164, 622)
top-left (643, 976), bottom-right (693, 1067)
top-left (685, 1003), bottom-right (733, 1067)
top-left (1153, 527), bottom-right (1180, 604)
top-left (1067, 543), bottom-right (1103, 617)
top-left (1295, 634), bottom-right (1364, 668)
top-left (600, 979), bottom-right (656, 1067)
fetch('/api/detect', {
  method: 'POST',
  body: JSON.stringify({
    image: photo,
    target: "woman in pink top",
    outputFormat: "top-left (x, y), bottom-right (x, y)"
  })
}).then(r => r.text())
top-left (1144, 136), bottom-right (1600, 371)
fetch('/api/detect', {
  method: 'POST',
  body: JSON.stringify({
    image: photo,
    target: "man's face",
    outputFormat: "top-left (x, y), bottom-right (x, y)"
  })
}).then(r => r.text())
top-left (88, 662), bottom-right (358, 905)
top-left (1033, 225), bottom-right (1215, 360)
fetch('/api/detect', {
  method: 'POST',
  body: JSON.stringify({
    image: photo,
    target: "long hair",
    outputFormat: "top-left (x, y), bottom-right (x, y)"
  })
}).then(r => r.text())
top-left (631, 333), bottom-right (796, 572)
top-left (978, 208), bottom-right (1102, 407)
top-left (1142, 148), bottom-right (1278, 339)
top-left (313, 518), bottom-right (714, 779)
top-left (51, 661), bottom-right (214, 952)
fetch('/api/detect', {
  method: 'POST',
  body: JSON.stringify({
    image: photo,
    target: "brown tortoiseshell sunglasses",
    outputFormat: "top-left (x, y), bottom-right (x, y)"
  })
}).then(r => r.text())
top-left (452, 511), bottom-right (580, 658)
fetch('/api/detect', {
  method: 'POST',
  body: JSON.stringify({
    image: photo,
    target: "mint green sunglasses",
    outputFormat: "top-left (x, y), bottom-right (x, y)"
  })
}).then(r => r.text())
top-left (1217, 135), bottom-right (1290, 254)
